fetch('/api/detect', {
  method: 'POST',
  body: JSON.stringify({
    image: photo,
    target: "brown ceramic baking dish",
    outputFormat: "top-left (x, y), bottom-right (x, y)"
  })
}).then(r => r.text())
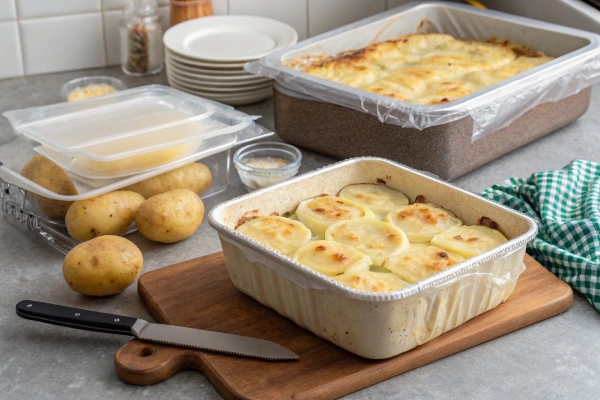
top-left (273, 85), bottom-right (591, 180)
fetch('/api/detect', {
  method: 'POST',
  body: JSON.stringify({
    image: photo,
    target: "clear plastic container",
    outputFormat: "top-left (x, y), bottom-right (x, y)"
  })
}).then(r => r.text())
top-left (0, 150), bottom-right (231, 254)
top-left (233, 142), bottom-right (302, 191)
top-left (3, 85), bottom-right (259, 179)
top-left (61, 76), bottom-right (128, 102)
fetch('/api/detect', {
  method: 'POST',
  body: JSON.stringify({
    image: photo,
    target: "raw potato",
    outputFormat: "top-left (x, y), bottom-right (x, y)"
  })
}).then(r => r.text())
top-left (63, 235), bottom-right (143, 296)
top-left (20, 155), bottom-right (78, 220)
top-left (66, 191), bottom-right (145, 241)
top-left (124, 163), bottom-right (212, 199)
top-left (135, 189), bottom-right (204, 243)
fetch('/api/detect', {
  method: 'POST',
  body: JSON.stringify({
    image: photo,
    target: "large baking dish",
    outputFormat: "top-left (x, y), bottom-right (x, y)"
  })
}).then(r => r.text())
top-left (208, 158), bottom-right (538, 359)
top-left (273, 84), bottom-right (591, 180)
top-left (248, 2), bottom-right (600, 180)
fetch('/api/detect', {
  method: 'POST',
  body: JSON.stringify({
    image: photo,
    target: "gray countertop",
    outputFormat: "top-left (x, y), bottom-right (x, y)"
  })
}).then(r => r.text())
top-left (1, 67), bottom-right (599, 400)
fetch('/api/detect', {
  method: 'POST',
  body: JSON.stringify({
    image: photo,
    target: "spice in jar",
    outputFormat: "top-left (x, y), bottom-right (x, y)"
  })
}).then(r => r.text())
top-left (121, 0), bottom-right (164, 76)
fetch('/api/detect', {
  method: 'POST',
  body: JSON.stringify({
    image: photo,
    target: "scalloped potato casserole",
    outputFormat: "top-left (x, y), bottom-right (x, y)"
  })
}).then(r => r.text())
top-left (295, 33), bottom-right (553, 104)
top-left (236, 183), bottom-right (509, 293)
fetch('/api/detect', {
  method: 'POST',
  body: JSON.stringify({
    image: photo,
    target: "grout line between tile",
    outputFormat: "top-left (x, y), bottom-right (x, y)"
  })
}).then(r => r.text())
top-left (100, 0), bottom-right (109, 67)
top-left (226, 0), bottom-right (230, 14)
top-left (306, 0), bottom-right (310, 38)
top-left (17, 10), bottom-right (105, 22)
top-left (11, 0), bottom-right (25, 77)
top-left (14, 23), bottom-right (25, 77)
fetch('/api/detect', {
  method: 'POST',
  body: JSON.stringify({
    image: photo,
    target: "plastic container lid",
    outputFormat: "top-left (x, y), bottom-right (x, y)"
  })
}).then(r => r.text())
top-left (0, 85), bottom-right (273, 199)
top-left (4, 85), bottom-right (251, 155)
top-left (3, 85), bottom-right (261, 178)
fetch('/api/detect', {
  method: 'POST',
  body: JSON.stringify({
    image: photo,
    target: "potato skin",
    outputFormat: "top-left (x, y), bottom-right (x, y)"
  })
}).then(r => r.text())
top-left (124, 163), bottom-right (212, 199)
top-left (63, 236), bottom-right (143, 296)
top-left (66, 191), bottom-right (145, 241)
top-left (135, 189), bottom-right (204, 243)
top-left (20, 155), bottom-right (78, 220)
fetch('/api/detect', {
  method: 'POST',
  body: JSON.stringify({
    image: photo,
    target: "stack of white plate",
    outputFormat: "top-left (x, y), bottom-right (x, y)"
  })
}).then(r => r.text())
top-left (163, 15), bottom-right (297, 106)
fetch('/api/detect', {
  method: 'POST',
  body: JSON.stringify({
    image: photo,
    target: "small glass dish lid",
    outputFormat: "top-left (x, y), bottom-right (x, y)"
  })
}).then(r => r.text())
top-left (61, 76), bottom-right (128, 101)
top-left (234, 142), bottom-right (302, 191)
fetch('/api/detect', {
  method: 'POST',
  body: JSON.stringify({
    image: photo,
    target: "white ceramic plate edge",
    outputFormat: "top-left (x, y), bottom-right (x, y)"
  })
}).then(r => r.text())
top-left (163, 15), bottom-right (298, 62)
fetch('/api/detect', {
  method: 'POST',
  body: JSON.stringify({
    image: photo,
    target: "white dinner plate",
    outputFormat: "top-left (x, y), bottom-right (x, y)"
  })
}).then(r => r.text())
top-left (167, 71), bottom-right (271, 89)
top-left (167, 71), bottom-right (272, 91)
top-left (168, 80), bottom-right (272, 106)
top-left (166, 59), bottom-right (268, 83)
top-left (165, 56), bottom-right (248, 76)
top-left (163, 15), bottom-right (298, 62)
top-left (166, 49), bottom-right (247, 69)
top-left (168, 78), bottom-right (272, 96)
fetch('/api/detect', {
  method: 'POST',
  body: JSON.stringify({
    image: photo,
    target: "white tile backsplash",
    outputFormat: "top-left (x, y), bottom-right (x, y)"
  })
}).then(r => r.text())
top-left (103, 10), bottom-right (121, 66)
top-left (20, 13), bottom-right (106, 75)
top-left (0, 21), bottom-right (23, 79)
top-left (16, 0), bottom-right (101, 19)
top-left (309, 0), bottom-right (385, 37)
top-left (158, 5), bottom-right (170, 35)
top-left (230, 0), bottom-right (307, 40)
top-left (1, 0), bottom-right (402, 79)
top-left (0, 0), bottom-right (16, 21)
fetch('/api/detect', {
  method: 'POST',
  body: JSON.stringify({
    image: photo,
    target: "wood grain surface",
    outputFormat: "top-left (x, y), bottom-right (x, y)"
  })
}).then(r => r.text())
top-left (115, 253), bottom-right (573, 400)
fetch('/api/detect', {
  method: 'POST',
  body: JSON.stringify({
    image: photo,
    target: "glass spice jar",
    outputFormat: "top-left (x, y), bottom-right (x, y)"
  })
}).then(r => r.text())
top-left (120, 0), bottom-right (164, 76)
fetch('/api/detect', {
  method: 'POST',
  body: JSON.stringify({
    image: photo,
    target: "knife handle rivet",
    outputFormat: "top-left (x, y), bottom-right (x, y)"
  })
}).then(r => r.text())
top-left (114, 318), bottom-right (120, 322)
top-left (75, 313), bottom-right (80, 316)
top-left (26, 304), bottom-right (32, 308)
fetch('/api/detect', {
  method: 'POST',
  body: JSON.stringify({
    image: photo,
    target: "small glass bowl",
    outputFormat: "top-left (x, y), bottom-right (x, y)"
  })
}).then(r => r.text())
top-left (61, 76), bottom-right (128, 102)
top-left (234, 142), bottom-right (302, 192)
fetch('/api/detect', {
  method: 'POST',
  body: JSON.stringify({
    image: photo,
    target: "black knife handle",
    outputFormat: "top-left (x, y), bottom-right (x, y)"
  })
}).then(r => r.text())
top-left (16, 300), bottom-right (136, 336)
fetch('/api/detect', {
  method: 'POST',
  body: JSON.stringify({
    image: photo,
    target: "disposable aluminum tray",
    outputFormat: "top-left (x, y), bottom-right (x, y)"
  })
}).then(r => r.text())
top-left (209, 157), bottom-right (538, 359)
top-left (248, 1), bottom-right (600, 180)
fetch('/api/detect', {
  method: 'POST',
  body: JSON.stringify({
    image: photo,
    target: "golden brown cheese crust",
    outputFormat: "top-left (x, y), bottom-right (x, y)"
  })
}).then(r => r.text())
top-left (298, 33), bottom-right (553, 105)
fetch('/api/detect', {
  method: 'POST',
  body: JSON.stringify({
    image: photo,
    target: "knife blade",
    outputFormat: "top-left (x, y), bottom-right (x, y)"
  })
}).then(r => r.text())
top-left (16, 300), bottom-right (299, 361)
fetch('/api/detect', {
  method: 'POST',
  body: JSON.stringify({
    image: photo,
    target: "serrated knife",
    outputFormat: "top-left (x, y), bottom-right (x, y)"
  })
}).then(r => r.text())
top-left (16, 300), bottom-right (299, 361)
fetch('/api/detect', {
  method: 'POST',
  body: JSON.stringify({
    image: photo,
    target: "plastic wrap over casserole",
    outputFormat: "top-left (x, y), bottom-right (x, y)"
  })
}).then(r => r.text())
top-left (246, 1), bottom-right (600, 141)
top-left (209, 158), bottom-right (538, 359)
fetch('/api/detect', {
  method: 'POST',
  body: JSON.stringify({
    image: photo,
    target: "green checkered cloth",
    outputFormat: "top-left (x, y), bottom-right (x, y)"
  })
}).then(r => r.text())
top-left (481, 159), bottom-right (600, 313)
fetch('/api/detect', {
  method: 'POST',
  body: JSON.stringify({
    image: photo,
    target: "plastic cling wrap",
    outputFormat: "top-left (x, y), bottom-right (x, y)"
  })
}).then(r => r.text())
top-left (246, 2), bottom-right (600, 141)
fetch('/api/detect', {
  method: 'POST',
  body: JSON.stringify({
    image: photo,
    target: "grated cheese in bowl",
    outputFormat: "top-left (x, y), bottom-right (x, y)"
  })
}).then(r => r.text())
top-left (67, 84), bottom-right (117, 102)
top-left (61, 76), bottom-right (127, 102)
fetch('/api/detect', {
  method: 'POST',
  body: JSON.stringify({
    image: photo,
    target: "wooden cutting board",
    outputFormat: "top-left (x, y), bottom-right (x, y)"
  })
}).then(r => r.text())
top-left (115, 253), bottom-right (573, 400)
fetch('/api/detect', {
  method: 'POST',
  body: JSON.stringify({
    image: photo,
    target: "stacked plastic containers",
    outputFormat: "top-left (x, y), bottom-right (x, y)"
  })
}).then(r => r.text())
top-left (0, 85), bottom-right (272, 253)
top-left (2, 85), bottom-right (272, 197)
